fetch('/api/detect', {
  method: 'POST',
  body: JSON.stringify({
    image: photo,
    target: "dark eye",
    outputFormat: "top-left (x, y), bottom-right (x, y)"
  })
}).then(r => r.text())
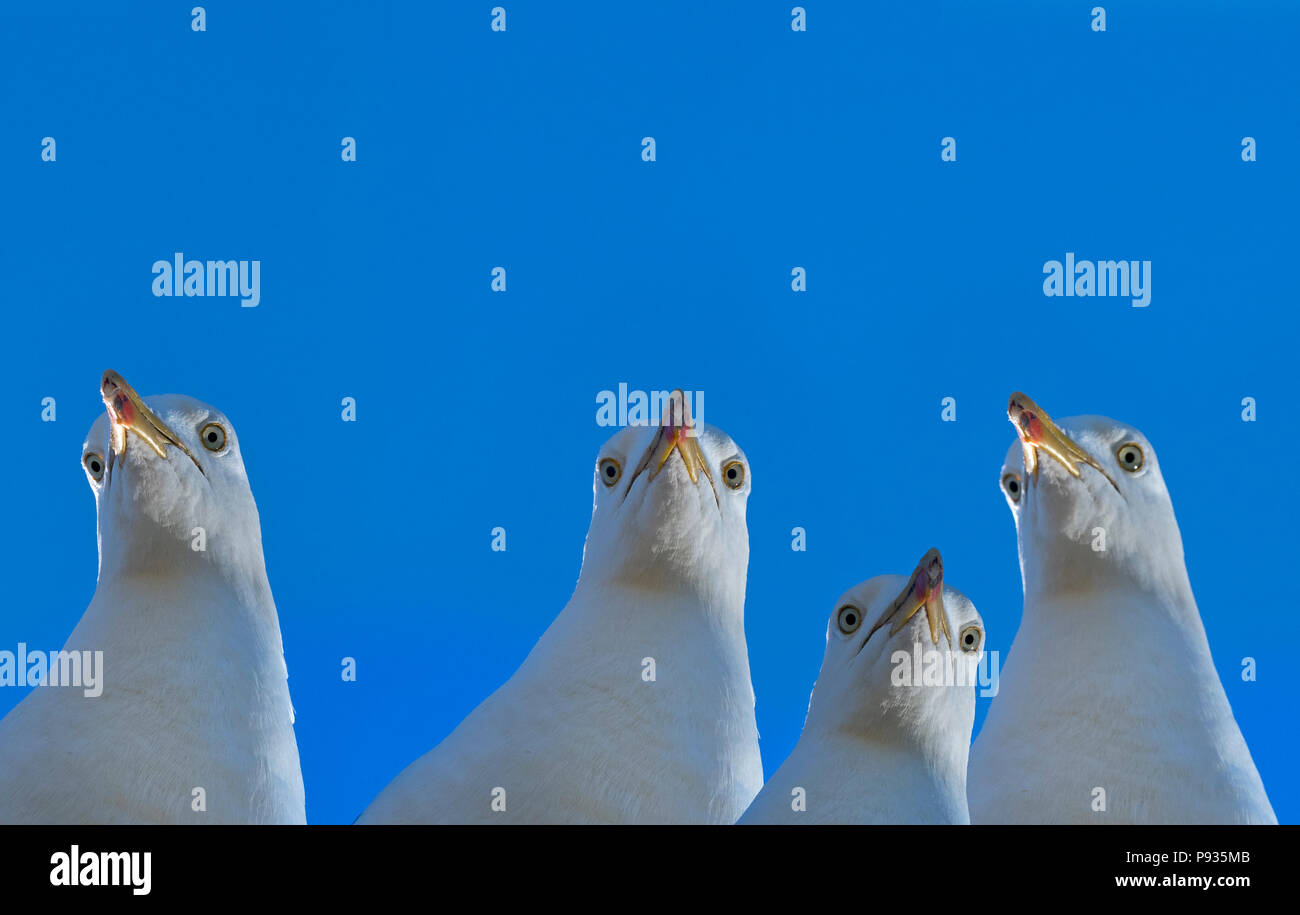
top-left (959, 625), bottom-right (983, 654)
top-left (1002, 473), bottom-right (1021, 502)
top-left (598, 457), bottom-right (622, 487)
top-left (83, 452), bottom-right (105, 482)
top-left (837, 605), bottom-right (862, 635)
top-left (200, 423), bottom-right (227, 452)
top-left (1116, 442), bottom-right (1144, 473)
top-left (722, 461), bottom-right (745, 490)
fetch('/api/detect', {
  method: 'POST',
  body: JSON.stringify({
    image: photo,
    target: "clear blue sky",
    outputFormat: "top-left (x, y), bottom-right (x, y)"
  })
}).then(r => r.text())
top-left (1, 2), bottom-right (1294, 824)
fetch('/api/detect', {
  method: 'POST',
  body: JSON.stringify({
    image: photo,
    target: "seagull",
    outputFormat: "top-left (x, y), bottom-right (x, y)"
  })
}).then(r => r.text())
top-left (358, 391), bottom-right (763, 824)
top-left (968, 392), bottom-right (1275, 824)
top-left (738, 549), bottom-right (985, 824)
top-left (0, 371), bottom-right (305, 824)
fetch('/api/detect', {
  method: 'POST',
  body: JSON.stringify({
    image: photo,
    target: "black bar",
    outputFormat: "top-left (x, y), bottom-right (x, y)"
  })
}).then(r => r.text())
top-left (1, 825), bottom-right (1287, 900)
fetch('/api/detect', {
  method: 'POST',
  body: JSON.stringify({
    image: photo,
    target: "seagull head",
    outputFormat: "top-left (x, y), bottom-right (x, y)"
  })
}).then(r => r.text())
top-left (805, 549), bottom-right (984, 745)
top-left (1000, 391), bottom-right (1187, 601)
top-left (83, 370), bottom-right (266, 588)
top-left (580, 390), bottom-right (750, 599)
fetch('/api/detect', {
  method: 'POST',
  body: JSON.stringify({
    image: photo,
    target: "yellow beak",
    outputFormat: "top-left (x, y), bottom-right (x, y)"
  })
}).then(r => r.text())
top-left (621, 389), bottom-right (718, 505)
top-left (101, 370), bottom-right (201, 471)
top-left (865, 548), bottom-right (952, 647)
top-left (1007, 391), bottom-right (1118, 493)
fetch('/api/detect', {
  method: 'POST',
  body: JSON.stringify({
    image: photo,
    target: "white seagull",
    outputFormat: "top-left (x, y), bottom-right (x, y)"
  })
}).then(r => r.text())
top-left (0, 371), bottom-right (305, 824)
top-left (739, 549), bottom-right (985, 824)
top-left (968, 392), bottom-right (1275, 824)
top-left (359, 392), bottom-right (762, 824)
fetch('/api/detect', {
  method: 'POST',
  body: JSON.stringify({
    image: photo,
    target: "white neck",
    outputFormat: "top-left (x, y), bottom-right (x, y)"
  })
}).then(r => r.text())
top-left (970, 585), bottom-right (1274, 824)
top-left (26, 565), bottom-right (306, 824)
top-left (743, 732), bottom-right (969, 824)
top-left (371, 577), bottom-right (764, 824)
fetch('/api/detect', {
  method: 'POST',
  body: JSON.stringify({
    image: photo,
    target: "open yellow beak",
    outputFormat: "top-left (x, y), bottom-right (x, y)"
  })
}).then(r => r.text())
top-left (865, 548), bottom-right (951, 647)
top-left (622, 389), bottom-right (718, 505)
top-left (101, 370), bottom-right (201, 471)
top-left (1007, 391), bottom-right (1118, 493)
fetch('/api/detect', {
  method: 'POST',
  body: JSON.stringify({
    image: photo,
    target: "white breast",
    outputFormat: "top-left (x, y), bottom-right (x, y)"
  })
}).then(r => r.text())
top-left (0, 575), bottom-right (305, 825)
top-left (358, 586), bottom-right (762, 824)
top-left (969, 589), bottom-right (1274, 824)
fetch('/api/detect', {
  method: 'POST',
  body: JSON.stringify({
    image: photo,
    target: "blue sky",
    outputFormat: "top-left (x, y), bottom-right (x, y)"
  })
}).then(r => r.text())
top-left (1, 2), bottom-right (1295, 824)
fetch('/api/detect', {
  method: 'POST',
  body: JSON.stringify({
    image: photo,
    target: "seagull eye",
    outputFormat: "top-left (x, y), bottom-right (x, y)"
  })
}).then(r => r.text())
top-left (83, 452), bottom-right (105, 482)
top-left (1116, 442), bottom-right (1144, 473)
top-left (1002, 473), bottom-right (1021, 502)
top-left (837, 605), bottom-right (862, 635)
top-left (722, 461), bottom-right (745, 490)
top-left (959, 625), bottom-right (983, 654)
top-left (598, 457), bottom-right (622, 487)
top-left (200, 422), bottom-right (227, 452)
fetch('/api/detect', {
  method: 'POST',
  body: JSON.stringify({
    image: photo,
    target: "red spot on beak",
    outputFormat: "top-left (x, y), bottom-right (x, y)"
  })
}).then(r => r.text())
top-left (114, 394), bottom-right (135, 426)
top-left (1020, 411), bottom-right (1044, 444)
